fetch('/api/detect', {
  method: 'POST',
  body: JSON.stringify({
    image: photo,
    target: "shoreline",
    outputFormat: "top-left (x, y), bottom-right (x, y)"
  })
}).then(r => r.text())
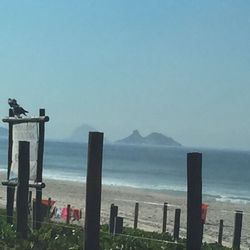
top-left (39, 175), bottom-right (250, 204)
top-left (0, 179), bottom-right (250, 249)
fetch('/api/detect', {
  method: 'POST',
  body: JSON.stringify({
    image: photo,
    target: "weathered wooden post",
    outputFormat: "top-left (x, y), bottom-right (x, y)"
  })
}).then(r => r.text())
top-left (232, 211), bottom-right (243, 250)
top-left (16, 141), bottom-right (30, 239)
top-left (114, 217), bottom-right (123, 235)
top-left (66, 204), bottom-right (71, 224)
top-left (218, 219), bottom-right (223, 245)
top-left (109, 204), bottom-right (118, 234)
top-left (134, 202), bottom-right (139, 229)
top-left (28, 191), bottom-right (32, 214)
top-left (47, 197), bottom-right (51, 219)
top-left (174, 208), bottom-right (181, 241)
top-left (34, 108), bottom-right (46, 229)
top-left (187, 152), bottom-right (202, 250)
top-left (28, 191), bottom-right (32, 205)
top-left (162, 202), bottom-right (168, 233)
top-left (84, 132), bottom-right (104, 250)
top-left (6, 109), bottom-right (15, 224)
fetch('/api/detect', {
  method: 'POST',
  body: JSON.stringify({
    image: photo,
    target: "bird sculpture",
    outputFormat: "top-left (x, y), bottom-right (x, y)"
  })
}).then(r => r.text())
top-left (8, 98), bottom-right (29, 118)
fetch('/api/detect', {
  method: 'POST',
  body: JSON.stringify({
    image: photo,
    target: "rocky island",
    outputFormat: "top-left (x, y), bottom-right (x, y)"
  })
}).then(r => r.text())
top-left (116, 130), bottom-right (181, 147)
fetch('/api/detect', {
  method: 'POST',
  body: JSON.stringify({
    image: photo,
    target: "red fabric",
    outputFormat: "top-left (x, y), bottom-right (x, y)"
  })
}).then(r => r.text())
top-left (201, 203), bottom-right (208, 223)
top-left (61, 207), bottom-right (68, 219)
top-left (41, 199), bottom-right (56, 206)
top-left (72, 208), bottom-right (80, 221)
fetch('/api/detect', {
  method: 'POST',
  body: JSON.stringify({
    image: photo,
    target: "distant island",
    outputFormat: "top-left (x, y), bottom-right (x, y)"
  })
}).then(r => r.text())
top-left (68, 124), bottom-right (98, 143)
top-left (67, 124), bottom-right (109, 143)
top-left (116, 130), bottom-right (181, 147)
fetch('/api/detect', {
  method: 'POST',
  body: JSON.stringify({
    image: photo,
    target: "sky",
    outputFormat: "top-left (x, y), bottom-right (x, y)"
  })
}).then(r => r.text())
top-left (0, 1), bottom-right (249, 150)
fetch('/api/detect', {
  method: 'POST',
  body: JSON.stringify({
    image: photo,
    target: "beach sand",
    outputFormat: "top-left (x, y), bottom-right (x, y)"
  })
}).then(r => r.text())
top-left (1, 179), bottom-right (250, 249)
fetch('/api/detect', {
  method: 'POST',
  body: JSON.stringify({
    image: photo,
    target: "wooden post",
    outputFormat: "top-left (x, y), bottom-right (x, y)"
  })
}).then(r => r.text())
top-left (162, 202), bottom-right (168, 233)
top-left (134, 202), bottom-right (139, 229)
top-left (16, 141), bottom-right (30, 239)
top-left (113, 217), bottom-right (123, 235)
top-left (84, 132), bottom-right (104, 250)
top-left (28, 191), bottom-right (32, 204)
top-left (232, 211), bottom-right (243, 250)
top-left (174, 208), bottom-right (181, 241)
top-left (34, 108), bottom-right (46, 229)
top-left (109, 204), bottom-right (118, 234)
top-left (66, 204), bottom-right (71, 224)
top-left (187, 152), bottom-right (202, 250)
top-left (28, 191), bottom-right (32, 215)
top-left (218, 219), bottom-right (223, 245)
top-left (47, 197), bottom-right (51, 219)
top-left (6, 109), bottom-right (15, 224)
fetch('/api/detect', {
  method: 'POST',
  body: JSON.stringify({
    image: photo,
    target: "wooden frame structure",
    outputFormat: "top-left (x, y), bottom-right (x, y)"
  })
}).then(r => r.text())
top-left (2, 108), bottom-right (49, 229)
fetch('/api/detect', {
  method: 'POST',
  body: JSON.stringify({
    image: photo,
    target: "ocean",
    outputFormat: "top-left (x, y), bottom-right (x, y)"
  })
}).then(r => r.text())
top-left (0, 138), bottom-right (250, 204)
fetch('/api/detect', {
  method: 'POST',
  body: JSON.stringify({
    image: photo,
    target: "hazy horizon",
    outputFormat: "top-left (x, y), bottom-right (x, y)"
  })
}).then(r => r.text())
top-left (0, 1), bottom-right (249, 150)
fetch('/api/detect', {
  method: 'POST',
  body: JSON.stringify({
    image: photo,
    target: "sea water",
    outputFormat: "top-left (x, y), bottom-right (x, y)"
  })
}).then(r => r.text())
top-left (0, 138), bottom-right (250, 204)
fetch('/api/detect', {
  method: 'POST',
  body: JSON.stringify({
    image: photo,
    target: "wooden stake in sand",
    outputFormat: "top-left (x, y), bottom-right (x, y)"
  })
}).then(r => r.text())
top-left (109, 204), bottom-right (118, 234)
top-left (34, 108), bottom-right (46, 229)
top-left (16, 141), bottom-right (30, 239)
top-left (162, 202), bottom-right (168, 233)
top-left (66, 204), bottom-right (71, 224)
top-left (187, 152), bottom-right (202, 250)
top-left (174, 208), bottom-right (181, 241)
top-left (134, 202), bottom-right (139, 229)
top-left (84, 132), bottom-right (104, 250)
top-left (232, 211), bottom-right (243, 250)
top-left (218, 219), bottom-right (223, 245)
top-left (114, 216), bottom-right (123, 235)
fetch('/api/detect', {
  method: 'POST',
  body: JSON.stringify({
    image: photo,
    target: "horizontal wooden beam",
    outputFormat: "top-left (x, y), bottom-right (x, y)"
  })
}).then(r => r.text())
top-left (2, 116), bottom-right (49, 123)
top-left (2, 180), bottom-right (46, 189)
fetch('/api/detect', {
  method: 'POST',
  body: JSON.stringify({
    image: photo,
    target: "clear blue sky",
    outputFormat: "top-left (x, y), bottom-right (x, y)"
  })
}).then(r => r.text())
top-left (0, 1), bottom-right (249, 149)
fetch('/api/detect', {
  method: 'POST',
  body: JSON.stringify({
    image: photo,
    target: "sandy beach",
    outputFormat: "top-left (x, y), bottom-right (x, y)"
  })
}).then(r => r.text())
top-left (1, 179), bottom-right (250, 249)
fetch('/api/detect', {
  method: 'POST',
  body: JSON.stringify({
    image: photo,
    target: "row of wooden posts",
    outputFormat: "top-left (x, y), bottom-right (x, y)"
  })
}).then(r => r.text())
top-left (37, 196), bottom-right (243, 249)
top-left (4, 131), bottom-right (244, 250)
top-left (108, 202), bottom-right (181, 240)
top-left (108, 201), bottom-right (243, 248)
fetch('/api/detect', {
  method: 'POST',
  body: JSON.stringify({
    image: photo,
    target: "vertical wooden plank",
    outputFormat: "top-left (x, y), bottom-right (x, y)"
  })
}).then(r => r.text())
top-left (174, 208), bottom-right (181, 241)
top-left (7, 109), bottom-right (13, 179)
top-left (28, 191), bottom-right (32, 215)
top-left (187, 152), bottom-right (202, 250)
top-left (16, 141), bottom-right (30, 239)
top-left (28, 191), bottom-right (32, 204)
top-left (218, 219), bottom-right (223, 245)
top-left (162, 202), bottom-right (168, 233)
top-left (7, 109), bottom-right (15, 224)
top-left (113, 217), bottom-right (123, 235)
top-left (47, 197), bottom-right (51, 220)
top-left (232, 211), bottom-right (243, 250)
top-left (34, 108), bottom-right (45, 229)
top-left (66, 204), bottom-right (71, 224)
top-left (84, 132), bottom-right (104, 250)
top-left (134, 202), bottom-right (139, 229)
top-left (109, 204), bottom-right (118, 234)
top-left (6, 187), bottom-right (15, 224)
